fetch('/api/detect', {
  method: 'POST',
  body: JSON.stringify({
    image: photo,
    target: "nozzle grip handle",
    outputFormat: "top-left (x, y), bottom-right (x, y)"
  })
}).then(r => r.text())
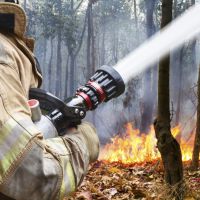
top-left (29, 88), bottom-right (86, 135)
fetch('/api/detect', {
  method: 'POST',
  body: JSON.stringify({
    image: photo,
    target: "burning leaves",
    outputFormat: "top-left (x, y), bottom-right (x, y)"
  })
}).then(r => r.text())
top-left (100, 123), bottom-right (195, 164)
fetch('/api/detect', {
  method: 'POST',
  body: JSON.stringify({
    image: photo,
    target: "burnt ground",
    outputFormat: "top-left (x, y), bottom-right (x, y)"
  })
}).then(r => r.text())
top-left (66, 160), bottom-right (200, 200)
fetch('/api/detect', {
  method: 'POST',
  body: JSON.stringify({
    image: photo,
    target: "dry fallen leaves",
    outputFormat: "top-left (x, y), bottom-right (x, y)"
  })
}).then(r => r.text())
top-left (66, 160), bottom-right (200, 200)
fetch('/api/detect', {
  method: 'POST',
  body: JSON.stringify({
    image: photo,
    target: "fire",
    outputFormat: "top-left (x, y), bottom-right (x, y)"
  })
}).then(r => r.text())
top-left (100, 123), bottom-right (195, 164)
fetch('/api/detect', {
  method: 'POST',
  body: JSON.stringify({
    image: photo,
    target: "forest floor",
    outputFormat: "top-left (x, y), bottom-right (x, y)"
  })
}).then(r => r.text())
top-left (67, 160), bottom-right (200, 200)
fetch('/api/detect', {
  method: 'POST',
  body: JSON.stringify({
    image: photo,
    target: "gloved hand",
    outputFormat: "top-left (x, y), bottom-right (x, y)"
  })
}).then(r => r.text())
top-left (66, 122), bottom-right (100, 163)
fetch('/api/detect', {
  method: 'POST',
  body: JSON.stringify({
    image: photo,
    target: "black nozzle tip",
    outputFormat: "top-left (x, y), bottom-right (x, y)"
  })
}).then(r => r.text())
top-left (96, 65), bottom-right (125, 99)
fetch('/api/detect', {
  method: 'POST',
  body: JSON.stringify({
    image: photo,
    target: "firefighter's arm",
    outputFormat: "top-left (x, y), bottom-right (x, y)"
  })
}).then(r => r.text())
top-left (0, 63), bottom-right (99, 200)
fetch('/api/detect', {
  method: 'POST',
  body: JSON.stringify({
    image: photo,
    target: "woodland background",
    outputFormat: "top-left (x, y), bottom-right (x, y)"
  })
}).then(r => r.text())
top-left (18, 0), bottom-right (200, 198)
top-left (22, 0), bottom-right (200, 143)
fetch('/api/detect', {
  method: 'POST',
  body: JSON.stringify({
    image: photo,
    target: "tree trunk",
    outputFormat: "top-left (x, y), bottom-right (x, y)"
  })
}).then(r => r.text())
top-left (69, 54), bottom-right (76, 96)
top-left (48, 37), bottom-right (54, 93)
top-left (87, 1), bottom-right (96, 78)
top-left (140, 69), bottom-right (154, 133)
top-left (64, 55), bottom-right (70, 99)
top-left (55, 0), bottom-right (62, 98)
top-left (56, 33), bottom-right (62, 97)
top-left (87, 1), bottom-right (96, 124)
top-left (175, 48), bottom-right (184, 142)
top-left (112, 11), bottom-right (119, 64)
top-left (100, 18), bottom-right (106, 66)
top-left (190, 0), bottom-right (197, 73)
top-left (140, 0), bottom-right (156, 133)
top-left (154, 0), bottom-right (183, 198)
top-left (173, 0), bottom-right (188, 141)
top-left (91, 6), bottom-right (96, 72)
top-left (87, 2), bottom-right (93, 79)
top-left (42, 38), bottom-right (48, 90)
top-left (112, 26), bottom-right (119, 64)
top-left (64, 0), bottom-right (86, 96)
top-left (191, 65), bottom-right (200, 170)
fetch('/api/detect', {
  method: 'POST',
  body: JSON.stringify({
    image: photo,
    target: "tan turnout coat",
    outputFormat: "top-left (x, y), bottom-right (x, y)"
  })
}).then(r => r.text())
top-left (0, 3), bottom-right (99, 200)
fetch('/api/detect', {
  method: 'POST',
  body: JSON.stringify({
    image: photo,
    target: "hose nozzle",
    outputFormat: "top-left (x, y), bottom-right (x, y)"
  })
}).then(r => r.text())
top-left (72, 65), bottom-right (125, 110)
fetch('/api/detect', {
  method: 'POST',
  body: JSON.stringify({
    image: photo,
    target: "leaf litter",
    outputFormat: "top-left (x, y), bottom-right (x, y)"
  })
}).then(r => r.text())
top-left (65, 160), bottom-right (200, 200)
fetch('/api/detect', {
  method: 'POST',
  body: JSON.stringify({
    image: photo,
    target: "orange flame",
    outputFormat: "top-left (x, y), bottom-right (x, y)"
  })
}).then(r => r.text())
top-left (100, 123), bottom-right (195, 164)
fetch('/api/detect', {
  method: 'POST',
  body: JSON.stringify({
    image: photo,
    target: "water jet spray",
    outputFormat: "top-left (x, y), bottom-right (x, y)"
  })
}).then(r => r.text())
top-left (115, 4), bottom-right (200, 83)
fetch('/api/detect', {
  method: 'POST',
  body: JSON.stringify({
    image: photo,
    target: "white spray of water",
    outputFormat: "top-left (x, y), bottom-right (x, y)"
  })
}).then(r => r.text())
top-left (114, 4), bottom-right (200, 84)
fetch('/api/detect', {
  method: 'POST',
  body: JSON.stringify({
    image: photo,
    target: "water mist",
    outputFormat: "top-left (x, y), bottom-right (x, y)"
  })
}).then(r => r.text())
top-left (114, 4), bottom-right (200, 84)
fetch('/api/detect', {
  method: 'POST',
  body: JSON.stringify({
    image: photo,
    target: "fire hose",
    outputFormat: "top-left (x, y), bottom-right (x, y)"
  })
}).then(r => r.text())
top-left (29, 65), bottom-right (125, 137)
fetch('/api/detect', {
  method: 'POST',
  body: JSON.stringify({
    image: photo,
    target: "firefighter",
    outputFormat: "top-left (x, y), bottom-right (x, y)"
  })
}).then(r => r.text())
top-left (0, 0), bottom-right (100, 199)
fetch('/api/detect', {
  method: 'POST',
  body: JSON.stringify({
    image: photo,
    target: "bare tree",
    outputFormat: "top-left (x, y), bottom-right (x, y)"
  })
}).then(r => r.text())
top-left (154, 0), bottom-right (183, 199)
top-left (191, 65), bottom-right (200, 170)
top-left (64, 0), bottom-right (88, 97)
top-left (55, 0), bottom-right (62, 97)
top-left (87, 0), bottom-right (96, 79)
top-left (140, 0), bottom-right (157, 133)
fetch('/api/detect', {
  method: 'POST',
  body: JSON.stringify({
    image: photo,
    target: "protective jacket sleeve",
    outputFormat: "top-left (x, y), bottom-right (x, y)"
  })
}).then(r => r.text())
top-left (0, 37), bottom-right (99, 200)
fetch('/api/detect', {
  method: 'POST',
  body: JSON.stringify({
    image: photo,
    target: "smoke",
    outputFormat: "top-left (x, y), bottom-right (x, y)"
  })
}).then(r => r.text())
top-left (114, 4), bottom-right (200, 83)
top-left (28, 0), bottom-right (200, 142)
top-left (90, 4), bottom-right (200, 142)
